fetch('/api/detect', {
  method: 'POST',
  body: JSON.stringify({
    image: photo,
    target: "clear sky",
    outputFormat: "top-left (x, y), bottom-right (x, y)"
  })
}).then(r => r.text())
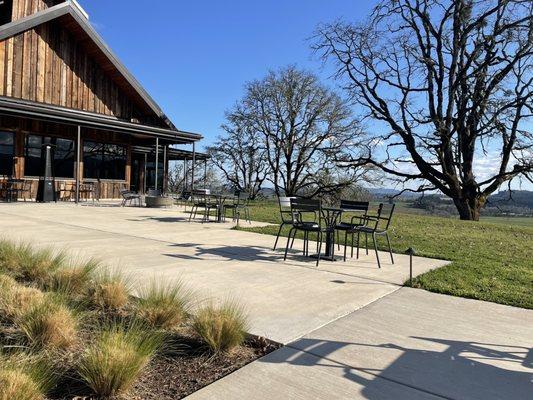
top-left (79, 0), bottom-right (374, 150)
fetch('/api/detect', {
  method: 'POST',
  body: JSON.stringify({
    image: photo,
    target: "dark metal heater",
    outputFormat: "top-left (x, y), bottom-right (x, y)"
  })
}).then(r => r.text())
top-left (36, 144), bottom-right (57, 202)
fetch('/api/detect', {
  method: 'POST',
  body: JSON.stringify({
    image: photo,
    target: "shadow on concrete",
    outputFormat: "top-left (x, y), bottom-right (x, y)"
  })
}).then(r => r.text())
top-left (263, 337), bottom-right (532, 399)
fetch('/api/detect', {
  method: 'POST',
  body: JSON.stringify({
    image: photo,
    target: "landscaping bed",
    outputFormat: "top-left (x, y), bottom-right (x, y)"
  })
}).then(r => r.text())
top-left (0, 239), bottom-right (279, 400)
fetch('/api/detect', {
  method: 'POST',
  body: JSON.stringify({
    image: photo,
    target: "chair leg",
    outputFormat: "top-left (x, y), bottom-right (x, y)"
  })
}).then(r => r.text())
top-left (344, 231), bottom-right (348, 262)
top-left (373, 233), bottom-right (381, 269)
top-left (337, 230), bottom-right (340, 251)
top-left (273, 223), bottom-right (285, 250)
top-left (356, 231), bottom-right (360, 259)
top-left (386, 232), bottom-right (394, 264)
top-left (316, 231), bottom-right (323, 267)
top-left (284, 228), bottom-right (296, 261)
top-left (290, 232), bottom-right (296, 249)
top-left (365, 233), bottom-right (369, 255)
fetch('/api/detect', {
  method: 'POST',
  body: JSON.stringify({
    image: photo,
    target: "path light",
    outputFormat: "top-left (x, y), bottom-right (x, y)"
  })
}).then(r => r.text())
top-left (405, 247), bottom-right (416, 287)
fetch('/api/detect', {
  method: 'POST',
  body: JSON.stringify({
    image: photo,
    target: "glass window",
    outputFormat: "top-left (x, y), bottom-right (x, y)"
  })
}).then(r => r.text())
top-left (24, 135), bottom-right (75, 178)
top-left (83, 141), bottom-right (126, 180)
top-left (0, 131), bottom-right (14, 176)
top-left (146, 156), bottom-right (164, 190)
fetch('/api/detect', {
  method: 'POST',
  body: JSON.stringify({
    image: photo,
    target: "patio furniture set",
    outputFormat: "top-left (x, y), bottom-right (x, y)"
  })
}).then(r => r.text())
top-left (275, 197), bottom-right (395, 268)
top-left (187, 190), bottom-right (251, 224)
top-left (0, 179), bottom-right (101, 203)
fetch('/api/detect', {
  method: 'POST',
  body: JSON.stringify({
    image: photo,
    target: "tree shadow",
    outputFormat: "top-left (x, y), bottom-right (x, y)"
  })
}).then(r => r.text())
top-left (262, 337), bottom-right (532, 399)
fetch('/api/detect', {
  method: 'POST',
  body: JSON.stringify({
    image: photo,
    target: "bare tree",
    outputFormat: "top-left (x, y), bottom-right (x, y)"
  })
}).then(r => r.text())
top-left (207, 115), bottom-right (268, 199)
top-left (232, 65), bottom-right (364, 197)
top-left (315, 0), bottom-right (532, 220)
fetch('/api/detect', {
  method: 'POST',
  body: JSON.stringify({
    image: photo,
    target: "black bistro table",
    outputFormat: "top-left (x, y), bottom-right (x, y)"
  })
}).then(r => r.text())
top-left (311, 207), bottom-right (343, 262)
top-left (207, 193), bottom-right (230, 223)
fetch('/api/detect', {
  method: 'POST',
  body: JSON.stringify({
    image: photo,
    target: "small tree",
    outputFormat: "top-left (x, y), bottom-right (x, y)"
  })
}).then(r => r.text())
top-left (207, 115), bottom-right (268, 199)
top-left (315, 0), bottom-right (532, 220)
top-left (232, 66), bottom-right (364, 197)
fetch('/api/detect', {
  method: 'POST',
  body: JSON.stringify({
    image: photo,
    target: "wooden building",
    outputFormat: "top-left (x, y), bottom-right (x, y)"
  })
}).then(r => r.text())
top-left (0, 0), bottom-right (206, 200)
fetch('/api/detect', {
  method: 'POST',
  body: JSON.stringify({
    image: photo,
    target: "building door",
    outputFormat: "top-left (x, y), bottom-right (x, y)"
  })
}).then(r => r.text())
top-left (130, 153), bottom-right (145, 193)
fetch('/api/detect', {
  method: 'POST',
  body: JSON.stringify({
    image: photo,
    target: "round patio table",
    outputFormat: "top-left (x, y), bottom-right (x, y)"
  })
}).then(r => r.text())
top-left (310, 207), bottom-right (343, 262)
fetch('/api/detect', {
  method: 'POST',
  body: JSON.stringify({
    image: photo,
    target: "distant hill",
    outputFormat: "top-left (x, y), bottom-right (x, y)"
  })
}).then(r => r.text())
top-left (488, 190), bottom-right (533, 209)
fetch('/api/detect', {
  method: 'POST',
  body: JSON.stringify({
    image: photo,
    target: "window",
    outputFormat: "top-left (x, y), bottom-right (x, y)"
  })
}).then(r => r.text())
top-left (24, 135), bottom-right (75, 178)
top-left (0, 0), bottom-right (13, 25)
top-left (0, 131), bottom-right (14, 176)
top-left (83, 141), bottom-right (126, 180)
top-left (146, 156), bottom-right (164, 190)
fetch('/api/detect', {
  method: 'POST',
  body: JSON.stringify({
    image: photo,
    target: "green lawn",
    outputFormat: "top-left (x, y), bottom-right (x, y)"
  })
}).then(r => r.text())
top-left (236, 201), bottom-right (533, 309)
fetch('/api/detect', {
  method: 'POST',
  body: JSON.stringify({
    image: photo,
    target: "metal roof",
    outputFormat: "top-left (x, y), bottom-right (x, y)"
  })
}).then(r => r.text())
top-left (131, 145), bottom-right (210, 161)
top-left (0, 96), bottom-right (202, 143)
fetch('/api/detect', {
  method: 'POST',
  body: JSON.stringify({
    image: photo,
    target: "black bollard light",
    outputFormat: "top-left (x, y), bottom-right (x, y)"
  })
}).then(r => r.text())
top-left (405, 247), bottom-right (416, 287)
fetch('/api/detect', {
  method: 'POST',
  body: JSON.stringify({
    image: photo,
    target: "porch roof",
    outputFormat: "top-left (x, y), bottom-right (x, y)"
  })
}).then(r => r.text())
top-left (0, 97), bottom-right (202, 145)
top-left (131, 145), bottom-right (210, 161)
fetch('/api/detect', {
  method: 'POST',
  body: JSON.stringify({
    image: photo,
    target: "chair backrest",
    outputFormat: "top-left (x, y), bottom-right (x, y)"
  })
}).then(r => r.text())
top-left (290, 198), bottom-right (320, 224)
top-left (375, 203), bottom-right (395, 230)
top-left (340, 200), bottom-right (369, 212)
top-left (278, 196), bottom-right (295, 222)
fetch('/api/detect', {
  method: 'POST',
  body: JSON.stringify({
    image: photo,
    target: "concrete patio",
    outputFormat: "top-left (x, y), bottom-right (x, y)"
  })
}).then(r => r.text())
top-left (1, 202), bottom-right (531, 399)
top-left (0, 202), bottom-right (446, 344)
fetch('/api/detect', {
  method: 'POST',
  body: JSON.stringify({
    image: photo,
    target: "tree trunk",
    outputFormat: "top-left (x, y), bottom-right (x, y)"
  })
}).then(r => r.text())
top-left (453, 197), bottom-right (483, 221)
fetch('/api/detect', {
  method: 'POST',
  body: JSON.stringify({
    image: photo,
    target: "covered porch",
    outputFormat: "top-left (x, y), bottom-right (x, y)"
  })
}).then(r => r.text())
top-left (0, 96), bottom-right (205, 201)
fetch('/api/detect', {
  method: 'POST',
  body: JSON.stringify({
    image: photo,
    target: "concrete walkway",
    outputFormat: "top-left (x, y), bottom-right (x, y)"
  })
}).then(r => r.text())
top-left (0, 202), bottom-right (446, 344)
top-left (189, 288), bottom-right (533, 400)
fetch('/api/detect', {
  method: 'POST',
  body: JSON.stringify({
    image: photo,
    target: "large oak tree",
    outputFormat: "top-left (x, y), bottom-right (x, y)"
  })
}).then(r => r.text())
top-left (315, 0), bottom-right (532, 220)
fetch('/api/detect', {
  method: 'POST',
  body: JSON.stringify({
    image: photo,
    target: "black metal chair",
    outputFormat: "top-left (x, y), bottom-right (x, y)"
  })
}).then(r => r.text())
top-left (120, 189), bottom-right (141, 207)
top-left (189, 191), bottom-right (216, 222)
top-left (273, 196), bottom-right (297, 250)
top-left (283, 198), bottom-right (327, 267)
top-left (335, 200), bottom-right (370, 261)
top-left (223, 191), bottom-right (251, 224)
top-left (353, 203), bottom-right (395, 268)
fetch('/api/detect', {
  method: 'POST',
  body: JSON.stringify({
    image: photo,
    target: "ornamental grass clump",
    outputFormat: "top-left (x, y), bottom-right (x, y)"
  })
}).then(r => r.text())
top-left (0, 240), bottom-right (65, 286)
top-left (0, 354), bottom-right (55, 400)
top-left (0, 276), bottom-right (45, 320)
top-left (135, 280), bottom-right (192, 329)
top-left (192, 299), bottom-right (249, 353)
top-left (17, 297), bottom-right (78, 350)
top-left (89, 269), bottom-right (132, 310)
top-left (77, 322), bottom-right (164, 398)
top-left (47, 258), bottom-right (100, 299)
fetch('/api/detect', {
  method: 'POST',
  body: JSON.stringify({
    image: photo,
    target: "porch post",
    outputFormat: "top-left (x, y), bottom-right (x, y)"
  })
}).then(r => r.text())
top-left (144, 153), bottom-right (147, 194)
top-left (183, 158), bottom-right (187, 191)
top-left (75, 126), bottom-right (81, 204)
top-left (204, 159), bottom-right (207, 187)
top-left (191, 142), bottom-right (196, 192)
top-left (154, 138), bottom-right (159, 191)
top-left (163, 145), bottom-right (167, 194)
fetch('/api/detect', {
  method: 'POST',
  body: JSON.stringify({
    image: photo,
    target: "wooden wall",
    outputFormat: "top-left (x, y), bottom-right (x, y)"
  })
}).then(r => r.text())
top-left (0, 20), bottom-right (145, 121)
top-left (11, 0), bottom-right (61, 20)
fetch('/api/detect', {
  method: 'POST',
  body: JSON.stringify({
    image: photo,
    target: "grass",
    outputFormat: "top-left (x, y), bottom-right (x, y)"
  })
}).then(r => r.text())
top-left (77, 322), bottom-right (164, 398)
top-left (237, 201), bottom-right (533, 309)
top-left (135, 280), bottom-right (192, 329)
top-left (89, 269), bottom-right (132, 311)
top-left (0, 239), bottom-right (253, 398)
top-left (192, 299), bottom-right (249, 353)
top-left (0, 354), bottom-right (55, 400)
top-left (17, 296), bottom-right (78, 350)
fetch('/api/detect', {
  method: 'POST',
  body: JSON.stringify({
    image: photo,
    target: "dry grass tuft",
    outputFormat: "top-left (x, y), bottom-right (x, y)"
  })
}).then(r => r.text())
top-left (0, 354), bottom-right (54, 400)
top-left (77, 322), bottom-right (163, 398)
top-left (0, 276), bottom-right (45, 320)
top-left (17, 297), bottom-right (78, 350)
top-left (89, 270), bottom-right (132, 310)
top-left (192, 299), bottom-right (249, 353)
top-left (135, 280), bottom-right (192, 329)
top-left (47, 258), bottom-right (100, 298)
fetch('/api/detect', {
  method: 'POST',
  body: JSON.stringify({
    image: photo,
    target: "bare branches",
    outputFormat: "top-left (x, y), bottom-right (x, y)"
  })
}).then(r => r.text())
top-left (314, 0), bottom-right (533, 220)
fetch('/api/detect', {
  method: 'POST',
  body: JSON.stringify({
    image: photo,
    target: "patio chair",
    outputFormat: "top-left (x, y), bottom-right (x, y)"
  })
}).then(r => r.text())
top-left (189, 191), bottom-right (216, 222)
top-left (20, 179), bottom-right (33, 202)
top-left (283, 198), bottom-right (327, 267)
top-left (335, 200), bottom-right (369, 261)
top-left (120, 189), bottom-right (141, 207)
top-left (352, 203), bottom-right (395, 268)
top-left (273, 196), bottom-right (297, 250)
top-left (223, 191), bottom-right (251, 224)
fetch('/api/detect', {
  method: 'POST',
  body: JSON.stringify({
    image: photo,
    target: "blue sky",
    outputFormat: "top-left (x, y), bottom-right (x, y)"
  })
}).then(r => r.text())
top-left (79, 0), bottom-right (374, 149)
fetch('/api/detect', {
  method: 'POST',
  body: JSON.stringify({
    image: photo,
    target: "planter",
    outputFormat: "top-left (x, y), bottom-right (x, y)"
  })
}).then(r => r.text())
top-left (145, 196), bottom-right (174, 208)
